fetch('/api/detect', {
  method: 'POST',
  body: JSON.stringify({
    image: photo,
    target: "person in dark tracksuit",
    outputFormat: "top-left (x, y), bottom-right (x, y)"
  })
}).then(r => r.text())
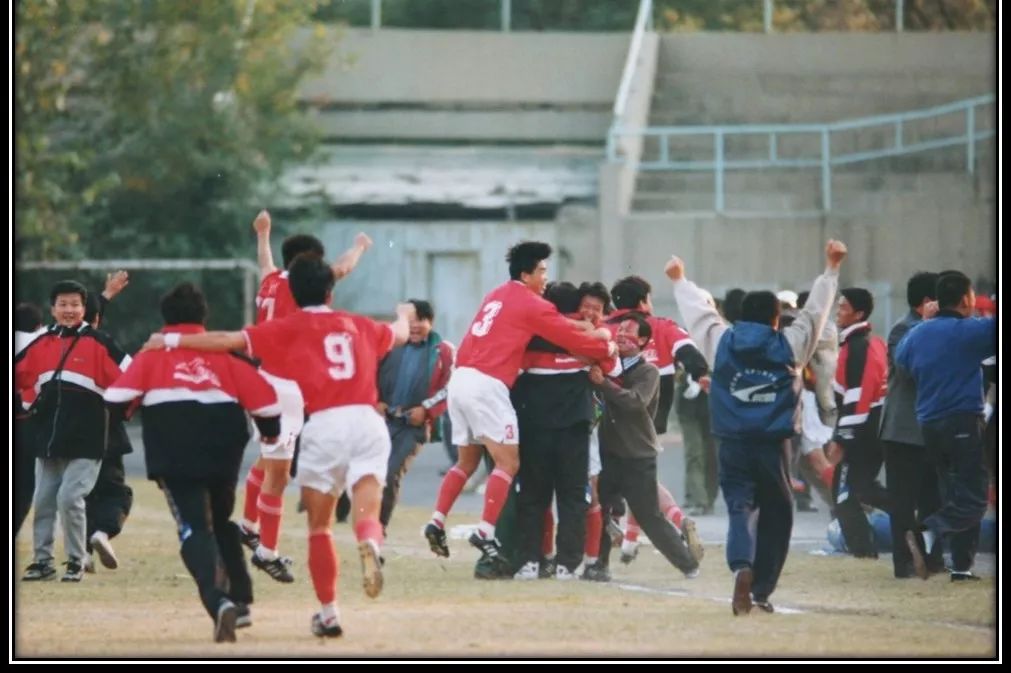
top-left (105, 283), bottom-right (282, 643)
top-left (590, 313), bottom-right (698, 579)
top-left (670, 240), bottom-right (845, 615)
top-left (511, 282), bottom-right (619, 579)
top-left (896, 270), bottom-right (996, 582)
top-left (376, 299), bottom-right (453, 531)
top-left (879, 272), bottom-right (945, 579)
top-left (830, 288), bottom-right (891, 559)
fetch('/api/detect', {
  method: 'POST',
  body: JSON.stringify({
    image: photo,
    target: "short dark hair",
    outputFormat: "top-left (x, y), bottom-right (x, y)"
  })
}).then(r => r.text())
top-left (723, 288), bottom-right (746, 323)
top-left (797, 291), bottom-right (810, 309)
top-left (15, 303), bottom-right (43, 332)
top-left (840, 288), bottom-right (874, 321)
top-left (281, 234), bottom-right (325, 269)
top-left (906, 271), bottom-right (939, 309)
top-left (936, 270), bottom-right (973, 310)
top-left (84, 292), bottom-right (103, 325)
top-left (544, 281), bottom-right (581, 314)
top-left (611, 276), bottom-right (651, 310)
top-left (288, 252), bottom-right (335, 307)
top-left (507, 241), bottom-right (552, 281)
top-left (49, 280), bottom-right (88, 306)
top-left (407, 299), bottom-right (434, 322)
top-left (161, 282), bottom-right (208, 325)
top-left (620, 312), bottom-right (652, 342)
top-left (578, 281), bottom-right (612, 313)
top-left (741, 291), bottom-right (780, 326)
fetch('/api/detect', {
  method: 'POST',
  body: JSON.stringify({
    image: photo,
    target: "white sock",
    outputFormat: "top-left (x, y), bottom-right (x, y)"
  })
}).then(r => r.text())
top-left (320, 603), bottom-right (341, 625)
top-left (477, 521), bottom-right (496, 539)
top-left (922, 530), bottom-right (936, 554)
top-left (240, 519), bottom-right (258, 533)
top-left (430, 512), bottom-right (446, 528)
top-left (255, 545), bottom-right (278, 561)
top-left (584, 556), bottom-right (598, 566)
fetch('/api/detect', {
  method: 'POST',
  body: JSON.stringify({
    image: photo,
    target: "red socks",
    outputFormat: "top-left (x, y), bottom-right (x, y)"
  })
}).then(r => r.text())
top-left (433, 466), bottom-right (469, 526)
top-left (308, 531), bottom-right (339, 604)
top-left (243, 466), bottom-right (265, 526)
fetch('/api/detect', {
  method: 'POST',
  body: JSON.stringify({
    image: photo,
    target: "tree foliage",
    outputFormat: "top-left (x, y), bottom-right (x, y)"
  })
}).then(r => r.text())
top-left (15, 0), bottom-right (333, 263)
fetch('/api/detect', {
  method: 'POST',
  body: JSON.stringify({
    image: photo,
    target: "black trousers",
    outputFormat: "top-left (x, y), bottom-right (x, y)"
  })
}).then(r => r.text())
top-left (597, 452), bottom-right (696, 574)
top-left (833, 435), bottom-right (892, 557)
top-left (14, 417), bottom-right (35, 537)
top-left (85, 453), bottom-right (134, 544)
top-left (921, 414), bottom-right (988, 573)
top-left (158, 476), bottom-right (253, 620)
top-left (380, 421), bottom-right (424, 529)
top-left (516, 423), bottom-right (590, 572)
top-left (883, 440), bottom-right (943, 577)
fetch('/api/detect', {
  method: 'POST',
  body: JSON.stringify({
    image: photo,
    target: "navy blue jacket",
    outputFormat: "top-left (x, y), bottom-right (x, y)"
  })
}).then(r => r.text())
top-left (710, 322), bottom-right (800, 441)
top-left (895, 311), bottom-right (996, 424)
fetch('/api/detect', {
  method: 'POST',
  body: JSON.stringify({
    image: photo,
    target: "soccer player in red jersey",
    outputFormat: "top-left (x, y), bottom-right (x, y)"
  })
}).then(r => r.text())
top-left (143, 253), bottom-right (412, 638)
top-left (423, 241), bottom-right (616, 563)
top-left (239, 210), bottom-right (372, 583)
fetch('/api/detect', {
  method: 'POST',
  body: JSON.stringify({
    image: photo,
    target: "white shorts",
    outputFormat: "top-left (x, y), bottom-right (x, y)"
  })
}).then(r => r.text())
top-left (296, 405), bottom-right (391, 497)
top-left (256, 372), bottom-right (305, 460)
top-left (447, 367), bottom-right (519, 447)
top-left (588, 426), bottom-right (601, 477)
top-left (800, 390), bottom-right (834, 456)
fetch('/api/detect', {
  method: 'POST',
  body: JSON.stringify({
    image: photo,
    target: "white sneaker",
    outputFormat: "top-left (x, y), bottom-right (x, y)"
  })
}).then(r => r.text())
top-left (514, 561), bottom-right (539, 580)
top-left (83, 555), bottom-right (96, 574)
top-left (556, 565), bottom-right (576, 581)
top-left (90, 531), bottom-right (119, 570)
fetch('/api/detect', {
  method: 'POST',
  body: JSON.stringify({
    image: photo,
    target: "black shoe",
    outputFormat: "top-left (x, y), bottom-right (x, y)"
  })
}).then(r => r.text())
top-left (214, 599), bottom-right (238, 643)
top-left (61, 560), bottom-right (84, 582)
top-left (235, 603), bottom-right (252, 629)
top-left (581, 563), bottom-right (611, 583)
top-left (904, 531), bottom-right (929, 581)
top-left (474, 554), bottom-right (513, 580)
top-left (538, 557), bottom-right (556, 579)
top-left (22, 561), bottom-right (57, 581)
top-left (732, 568), bottom-right (753, 616)
top-left (753, 597), bottom-right (774, 613)
top-left (424, 523), bottom-right (450, 558)
top-left (950, 572), bottom-right (982, 582)
top-left (251, 553), bottom-right (295, 583)
top-left (311, 612), bottom-right (343, 638)
top-left (468, 531), bottom-right (501, 558)
top-left (238, 525), bottom-right (260, 553)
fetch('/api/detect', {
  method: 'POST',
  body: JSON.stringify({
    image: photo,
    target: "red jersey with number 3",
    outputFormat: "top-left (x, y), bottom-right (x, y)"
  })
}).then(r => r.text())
top-left (255, 270), bottom-right (299, 324)
top-left (242, 306), bottom-right (395, 414)
top-left (455, 280), bottom-right (613, 388)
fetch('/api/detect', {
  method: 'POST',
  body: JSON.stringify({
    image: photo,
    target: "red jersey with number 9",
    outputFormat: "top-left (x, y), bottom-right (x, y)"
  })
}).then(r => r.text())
top-left (455, 280), bottom-right (613, 388)
top-left (242, 306), bottom-right (395, 414)
top-left (255, 270), bottom-right (299, 324)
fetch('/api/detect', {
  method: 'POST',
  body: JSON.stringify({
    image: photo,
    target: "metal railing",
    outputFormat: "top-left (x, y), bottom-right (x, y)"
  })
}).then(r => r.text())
top-left (607, 94), bottom-right (995, 212)
top-left (612, 0), bottom-right (653, 121)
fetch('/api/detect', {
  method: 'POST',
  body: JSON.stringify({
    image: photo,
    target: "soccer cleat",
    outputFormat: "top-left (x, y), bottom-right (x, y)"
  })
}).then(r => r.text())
top-left (358, 539), bottom-right (384, 598)
top-left (251, 552), bottom-right (295, 583)
top-left (950, 572), bottom-right (982, 582)
top-left (90, 531), bottom-right (119, 570)
top-left (235, 603), bottom-right (252, 629)
top-left (681, 517), bottom-right (705, 564)
top-left (514, 561), bottom-right (539, 580)
top-left (619, 539), bottom-right (639, 565)
top-left (23, 561), bottom-right (57, 582)
top-left (555, 565), bottom-right (576, 581)
top-left (214, 599), bottom-right (238, 643)
top-left (61, 560), bottom-right (84, 582)
top-left (311, 612), bottom-right (343, 638)
top-left (474, 555), bottom-right (513, 580)
top-left (468, 531), bottom-right (501, 558)
top-left (753, 599), bottom-right (775, 613)
top-left (580, 563), bottom-right (611, 583)
top-left (684, 567), bottom-right (700, 579)
top-left (238, 524), bottom-right (261, 553)
top-left (424, 523), bottom-right (450, 558)
top-left (732, 568), bottom-right (753, 616)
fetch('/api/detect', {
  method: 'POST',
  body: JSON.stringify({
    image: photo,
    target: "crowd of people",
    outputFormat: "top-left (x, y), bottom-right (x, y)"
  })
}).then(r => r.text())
top-left (14, 210), bottom-right (997, 641)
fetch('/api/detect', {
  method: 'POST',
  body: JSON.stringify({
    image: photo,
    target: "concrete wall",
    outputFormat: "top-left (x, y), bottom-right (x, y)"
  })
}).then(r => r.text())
top-left (301, 29), bottom-right (630, 141)
top-left (650, 33), bottom-right (995, 125)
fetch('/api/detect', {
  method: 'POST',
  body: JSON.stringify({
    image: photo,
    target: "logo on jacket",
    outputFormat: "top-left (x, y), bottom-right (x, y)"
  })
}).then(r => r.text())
top-left (729, 369), bottom-right (777, 403)
top-left (173, 358), bottom-right (222, 387)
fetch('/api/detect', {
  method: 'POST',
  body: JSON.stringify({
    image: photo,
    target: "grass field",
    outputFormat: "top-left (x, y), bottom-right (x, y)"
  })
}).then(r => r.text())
top-left (13, 480), bottom-right (998, 659)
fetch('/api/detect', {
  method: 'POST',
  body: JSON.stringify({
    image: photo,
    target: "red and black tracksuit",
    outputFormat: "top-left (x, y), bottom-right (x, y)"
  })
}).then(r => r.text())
top-left (832, 321), bottom-right (891, 557)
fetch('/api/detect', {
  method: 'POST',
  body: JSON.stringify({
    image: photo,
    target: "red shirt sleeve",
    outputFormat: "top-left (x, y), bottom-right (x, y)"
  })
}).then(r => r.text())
top-left (229, 356), bottom-right (280, 417)
top-left (104, 352), bottom-right (151, 403)
top-left (528, 297), bottom-right (611, 362)
top-left (243, 320), bottom-right (287, 364)
top-left (367, 317), bottom-right (396, 359)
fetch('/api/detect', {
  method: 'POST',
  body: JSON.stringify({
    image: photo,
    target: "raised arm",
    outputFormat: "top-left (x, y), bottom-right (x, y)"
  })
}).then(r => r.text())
top-left (783, 240), bottom-right (846, 367)
top-left (253, 210), bottom-right (277, 278)
top-left (666, 256), bottom-right (727, 367)
top-left (331, 232), bottom-right (373, 281)
top-left (142, 331), bottom-right (247, 353)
